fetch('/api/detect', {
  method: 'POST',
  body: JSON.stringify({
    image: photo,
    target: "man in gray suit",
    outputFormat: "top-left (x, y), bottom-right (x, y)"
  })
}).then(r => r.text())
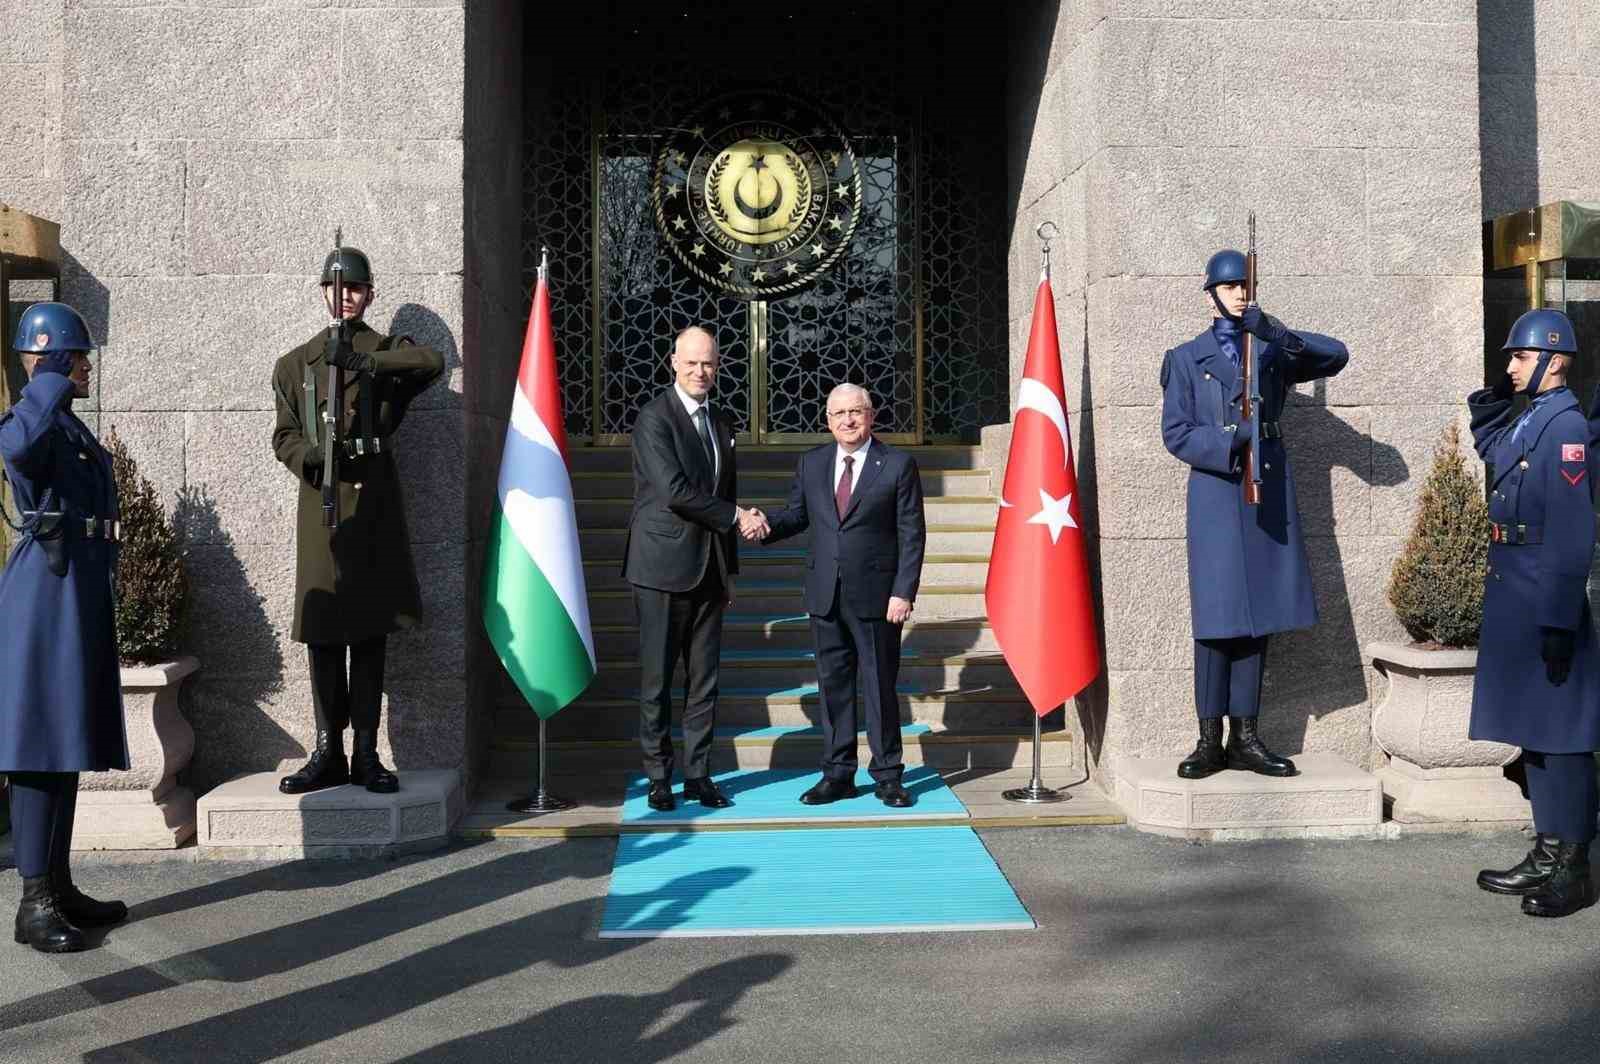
top-left (623, 326), bottom-right (767, 811)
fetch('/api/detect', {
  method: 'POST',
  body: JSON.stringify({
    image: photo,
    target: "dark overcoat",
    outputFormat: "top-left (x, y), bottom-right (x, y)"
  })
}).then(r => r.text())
top-left (621, 389), bottom-right (740, 594)
top-left (0, 372), bottom-right (129, 772)
top-left (271, 322), bottom-right (444, 644)
top-left (1160, 324), bottom-right (1349, 639)
top-left (1468, 386), bottom-right (1600, 753)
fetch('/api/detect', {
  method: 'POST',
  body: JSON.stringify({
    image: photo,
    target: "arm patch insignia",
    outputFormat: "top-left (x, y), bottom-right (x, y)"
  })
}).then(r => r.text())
top-left (1563, 443), bottom-right (1586, 462)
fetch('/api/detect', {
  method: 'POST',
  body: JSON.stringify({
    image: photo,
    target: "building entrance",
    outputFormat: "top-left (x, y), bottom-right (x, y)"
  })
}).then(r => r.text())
top-left (523, 2), bottom-right (1008, 445)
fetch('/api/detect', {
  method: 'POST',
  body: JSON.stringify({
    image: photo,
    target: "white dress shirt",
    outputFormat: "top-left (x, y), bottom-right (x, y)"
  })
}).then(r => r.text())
top-left (674, 382), bottom-right (719, 481)
top-left (833, 437), bottom-right (871, 496)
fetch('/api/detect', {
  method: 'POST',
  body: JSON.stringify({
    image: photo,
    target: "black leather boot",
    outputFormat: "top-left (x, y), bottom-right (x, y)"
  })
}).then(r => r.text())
top-left (1177, 719), bottom-right (1227, 779)
top-left (1522, 840), bottom-right (1597, 918)
top-left (14, 876), bottom-right (87, 953)
top-left (1478, 834), bottom-right (1558, 895)
top-left (1226, 716), bottom-right (1298, 777)
top-left (350, 729), bottom-right (399, 794)
top-left (279, 728), bottom-right (350, 795)
top-left (51, 862), bottom-right (127, 928)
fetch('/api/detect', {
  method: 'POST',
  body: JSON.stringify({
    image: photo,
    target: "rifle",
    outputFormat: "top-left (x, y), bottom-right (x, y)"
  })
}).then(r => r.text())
top-left (322, 227), bottom-right (345, 528)
top-left (1241, 211), bottom-right (1262, 506)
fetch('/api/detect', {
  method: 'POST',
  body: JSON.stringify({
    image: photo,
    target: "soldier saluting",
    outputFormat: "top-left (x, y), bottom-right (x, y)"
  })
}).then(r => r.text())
top-left (271, 244), bottom-right (444, 795)
top-left (1471, 309), bottom-right (1598, 919)
top-left (1160, 246), bottom-right (1349, 780)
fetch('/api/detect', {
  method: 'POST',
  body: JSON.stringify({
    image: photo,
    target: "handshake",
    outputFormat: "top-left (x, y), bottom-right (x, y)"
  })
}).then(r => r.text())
top-left (736, 506), bottom-right (770, 542)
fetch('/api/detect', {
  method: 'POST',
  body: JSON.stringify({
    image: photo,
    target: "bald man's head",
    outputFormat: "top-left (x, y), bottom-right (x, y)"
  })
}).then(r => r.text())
top-left (671, 325), bottom-right (719, 400)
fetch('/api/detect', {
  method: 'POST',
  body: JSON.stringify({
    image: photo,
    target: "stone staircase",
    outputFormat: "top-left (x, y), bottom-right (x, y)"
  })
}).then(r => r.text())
top-left (466, 444), bottom-right (1078, 829)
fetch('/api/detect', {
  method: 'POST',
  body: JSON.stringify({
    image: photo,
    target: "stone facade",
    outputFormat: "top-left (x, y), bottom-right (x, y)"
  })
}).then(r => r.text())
top-left (1, 0), bottom-right (1594, 802)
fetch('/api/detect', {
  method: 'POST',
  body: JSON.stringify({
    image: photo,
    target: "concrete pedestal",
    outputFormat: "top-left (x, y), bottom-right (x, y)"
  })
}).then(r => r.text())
top-left (197, 769), bottom-right (463, 859)
top-left (1378, 757), bottom-right (1531, 824)
top-left (1115, 754), bottom-right (1383, 839)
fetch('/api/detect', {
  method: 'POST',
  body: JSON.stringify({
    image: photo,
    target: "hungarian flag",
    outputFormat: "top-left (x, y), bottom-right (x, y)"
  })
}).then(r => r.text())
top-left (985, 268), bottom-right (1101, 715)
top-left (482, 252), bottom-right (596, 717)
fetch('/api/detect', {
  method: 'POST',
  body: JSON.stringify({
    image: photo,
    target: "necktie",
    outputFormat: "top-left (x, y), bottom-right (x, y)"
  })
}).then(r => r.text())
top-left (1216, 327), bottom-right (1241, 368)
top-left (835, 454), bottom-right (854, 519)
top-left (695, 406), bottom-right (717, 476)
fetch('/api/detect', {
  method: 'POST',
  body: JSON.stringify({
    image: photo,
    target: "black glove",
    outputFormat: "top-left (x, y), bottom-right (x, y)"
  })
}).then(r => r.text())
top-left (1239, 304), bottom-right (1289, 345)
top-left (1229, 414), bottom-right (1254, 456)
top-left (35, 349), bottom-right (76, 378)
top-left (1492, 371), bottom-right (1516, 401)
top-left (1541, 627), bottom-right (1575, 686)
top-left (328, 344), bottom-right (374, 374)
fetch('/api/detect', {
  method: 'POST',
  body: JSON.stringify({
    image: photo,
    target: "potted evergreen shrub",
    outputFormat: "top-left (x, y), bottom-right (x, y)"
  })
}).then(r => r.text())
top-left (75, 429), bottom-right (199, 849)
top-left (1369, 421), bottom-right (1528, 822)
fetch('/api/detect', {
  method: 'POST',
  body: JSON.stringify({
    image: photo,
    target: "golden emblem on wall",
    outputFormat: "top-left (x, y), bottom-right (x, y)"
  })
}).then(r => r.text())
top-left (654, 91), bottom-right (862, 300)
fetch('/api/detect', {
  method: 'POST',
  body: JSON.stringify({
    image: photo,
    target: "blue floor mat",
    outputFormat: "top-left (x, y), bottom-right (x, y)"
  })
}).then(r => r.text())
top-left (619, 764), bottom-right (966, 825)
top-left (599, 826), bottom-right (1036, 937)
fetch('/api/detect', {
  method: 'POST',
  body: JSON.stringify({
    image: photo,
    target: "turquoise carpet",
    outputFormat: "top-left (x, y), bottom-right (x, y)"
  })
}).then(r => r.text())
top-left (599, 826), bottom-right (1036, 937)
top-left (619, 764), bottom-right (966, 825)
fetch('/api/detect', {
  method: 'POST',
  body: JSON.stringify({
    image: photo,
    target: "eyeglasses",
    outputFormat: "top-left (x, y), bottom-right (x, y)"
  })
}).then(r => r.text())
top-left (827, 407), bottom-right (869, 420)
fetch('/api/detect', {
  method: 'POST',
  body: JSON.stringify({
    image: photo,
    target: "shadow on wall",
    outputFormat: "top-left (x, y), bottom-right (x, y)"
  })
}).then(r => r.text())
top-left (172, 485), bottom-right (295, 795)
top-left (1072, 302), bottom-right (1110, 772)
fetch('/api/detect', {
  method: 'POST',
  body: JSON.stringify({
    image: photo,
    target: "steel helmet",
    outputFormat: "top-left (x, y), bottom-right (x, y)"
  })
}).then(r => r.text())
top-left (321, 247), bottom-right (374, 287)
top-left (12, 301), bottom-right (94, 354)
top-left (1202, 249), bottom-right (1248, 291)
top-left (1502, 308), bottom-right (1578, 354)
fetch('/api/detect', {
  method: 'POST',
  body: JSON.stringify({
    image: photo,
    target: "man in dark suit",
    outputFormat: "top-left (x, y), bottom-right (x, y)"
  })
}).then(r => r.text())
top-left (623, 326), bottom-right (766, 811)
top-left (759, 383), bottom-right (926, 807)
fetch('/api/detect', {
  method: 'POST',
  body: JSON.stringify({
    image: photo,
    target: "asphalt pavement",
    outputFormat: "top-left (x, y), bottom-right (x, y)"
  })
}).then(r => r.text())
top-left (0, 826), bottom-right (1595, 1063)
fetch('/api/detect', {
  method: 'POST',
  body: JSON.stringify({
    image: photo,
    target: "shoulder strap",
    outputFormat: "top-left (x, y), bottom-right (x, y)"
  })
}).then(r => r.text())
top-left (301, 362), bottom-right (320, 450)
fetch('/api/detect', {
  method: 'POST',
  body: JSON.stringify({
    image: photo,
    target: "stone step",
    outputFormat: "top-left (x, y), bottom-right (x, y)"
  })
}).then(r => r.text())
top-left (1113, 754), bottom-right (1383, 839)
top-left (579, 525), bottom-right (998, 556)
top-left (485, 725), bottom-right (1072, 777)
top-left (504, 685), bottom-right (1036, 738)
top-left (575, 496), bottom-right (999, 526)
top-left (569, 468), bottom-right (992, 500)
top-left (589, 614), bottom-right (998, 656)
top-left (584, 582), bottom-right (989, 623)
top-left (588, 648), bottom-right (1012, 692)
top-left (582, 551), bottom-right (991, 592)
top-left (564, 444), bottom-right (983, 473)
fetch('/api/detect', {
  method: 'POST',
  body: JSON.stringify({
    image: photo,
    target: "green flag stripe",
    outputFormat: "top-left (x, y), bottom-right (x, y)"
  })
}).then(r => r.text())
top-left (483, 507), bottom-right (595, 719)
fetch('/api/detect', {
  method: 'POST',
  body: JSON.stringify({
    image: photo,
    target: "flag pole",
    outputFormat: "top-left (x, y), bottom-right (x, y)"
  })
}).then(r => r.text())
top-left (1003, 220), bottom-right (1070, 805)
top-left (506, 245), bottom-right (577, 816)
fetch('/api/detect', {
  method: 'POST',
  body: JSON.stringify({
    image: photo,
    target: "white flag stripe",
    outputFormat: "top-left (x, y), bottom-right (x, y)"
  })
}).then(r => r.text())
top-left (498, 386), bottom-right (596, 666)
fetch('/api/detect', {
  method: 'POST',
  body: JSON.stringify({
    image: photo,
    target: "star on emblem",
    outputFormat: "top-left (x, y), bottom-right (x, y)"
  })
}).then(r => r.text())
top-left (834, 182), bottom-right (850, 198)
top-left (828, 151), bottom-right (842, 168)
top-left (783, 262), bottom-right (800, 276)
top-left (691, 242), bottom-right (707, 258)
top-left (670, 150), bottom-right (688, 168)
top-left (751, 266), bottom-right (768, 282)
top-left (664, 182), bottom-right (681, 198)
top-left (1025, 488), bottom-right (1078, 545)
top-left (811, 242), bottom-right (827, 258)
top-left (718, 261), bottom-right (733, 277)
top-left (827, 216), bottom-right (844, 232)
top-left (672, 216), bottom-right (688, 232)
top-left (690, 126), bottom-right (704, 139)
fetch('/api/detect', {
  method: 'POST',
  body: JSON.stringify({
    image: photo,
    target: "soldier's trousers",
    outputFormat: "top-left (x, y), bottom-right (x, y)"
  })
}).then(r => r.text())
top-left (8, 772), bottom-right (78, 879)
top-left (1522, 750), bottom-right (1599, 844)
top-left (308, 637), bottom-right (387, 732)
top-left (1194, 636), bottom-right (1269, 720)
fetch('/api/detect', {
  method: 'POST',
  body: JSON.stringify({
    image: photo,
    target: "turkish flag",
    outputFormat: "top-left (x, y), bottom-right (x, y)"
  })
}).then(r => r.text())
top-left (985, 274), bottom-right (1101, 715)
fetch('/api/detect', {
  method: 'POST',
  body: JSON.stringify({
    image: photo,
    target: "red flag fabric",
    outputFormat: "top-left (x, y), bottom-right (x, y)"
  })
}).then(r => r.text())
top-left (985, 275), bottom-right (1101, 715)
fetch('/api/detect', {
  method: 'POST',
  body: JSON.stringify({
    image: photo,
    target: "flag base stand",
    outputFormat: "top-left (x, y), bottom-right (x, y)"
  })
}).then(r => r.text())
top-left (506, 716), bottom-right (575, 814)
top-left (1003, 712), bottom-right (1069, 804)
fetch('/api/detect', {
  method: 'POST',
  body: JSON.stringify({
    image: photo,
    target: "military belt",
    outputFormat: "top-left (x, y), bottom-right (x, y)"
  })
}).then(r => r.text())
top-left (1259, 420), bottom-right (1282, 440)
top-left (1488, 521), bottom-right (1542, 545)
top-left (343, 435), bottom-right (390, 459)
top-left (23, 512), bottom-right (121, 542)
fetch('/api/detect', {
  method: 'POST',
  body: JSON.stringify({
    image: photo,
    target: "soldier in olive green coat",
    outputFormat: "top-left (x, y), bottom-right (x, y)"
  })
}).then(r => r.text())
top-left (270, 246), bottom-right (444, 795)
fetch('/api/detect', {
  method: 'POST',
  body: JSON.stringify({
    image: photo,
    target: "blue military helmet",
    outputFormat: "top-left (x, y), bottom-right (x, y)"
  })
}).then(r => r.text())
top-left (1202, 249), bottom-right (1248, 291)
top-left (12, 301), bottom-right (95, 354)
top-left (1502, 307), bottom-right (1578, 354)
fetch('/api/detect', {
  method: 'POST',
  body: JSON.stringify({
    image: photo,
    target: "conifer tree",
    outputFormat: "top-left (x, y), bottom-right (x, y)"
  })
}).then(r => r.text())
top-left (1387, 421), bottom-right (1487, 648)
top-left (107, 428), bottom-right (188, 664)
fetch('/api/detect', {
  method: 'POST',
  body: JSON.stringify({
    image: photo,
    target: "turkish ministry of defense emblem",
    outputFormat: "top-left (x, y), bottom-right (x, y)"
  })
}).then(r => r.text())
top-left (1550, 332), bottom-right (1563, 346)
top-left (653, 91), bottom-right (862, 300)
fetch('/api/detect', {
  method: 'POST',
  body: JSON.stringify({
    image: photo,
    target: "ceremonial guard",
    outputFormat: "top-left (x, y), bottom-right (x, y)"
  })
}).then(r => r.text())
top-left (1470, 309), bottom-right (1598, 919)
top-left (1160, 248), bottom-right (1349, 780)
top-left (271, 245), bottom-right (444, 795)
top-left (0, 303), bottom-right (130, 952)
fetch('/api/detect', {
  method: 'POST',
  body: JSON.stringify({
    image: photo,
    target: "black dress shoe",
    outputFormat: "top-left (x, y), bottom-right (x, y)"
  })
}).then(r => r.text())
top-left (279, 729), bottom-right (349, 795)
top-left (1523, 840), bottom-right (1597, 918)
top-left (874, 779), bottom-right (913, 808)
top-left (683, 778), bottom-right (731, 808)
top-left (51, 865), bottom-right (128, 928)
top-left (1479, 834), bottom-right (1559, 895)
top-left (1225, 716), bottom-right (1298, 777)
top-left (349, 729), bottom-right (399, 794)
top-left (1177, 718), bottom-right (1226, 780)
top-left (14, 876), bottom-right (87, 954)
top-left (646, 779), bottom-right (676, 811)
top-left (799, 777), bottom-right (858, 805)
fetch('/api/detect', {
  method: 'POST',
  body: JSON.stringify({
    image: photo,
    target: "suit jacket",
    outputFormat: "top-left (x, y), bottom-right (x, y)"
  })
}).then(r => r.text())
top-left (763, 438), bottom-right (926, 617)
top-left (623, 388), bottom-right (740, 593)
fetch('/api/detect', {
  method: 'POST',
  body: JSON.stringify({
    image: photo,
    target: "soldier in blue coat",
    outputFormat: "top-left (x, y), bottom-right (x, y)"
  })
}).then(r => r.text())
top-left (1160, 250), bottom-right (1350, 780)
top-left (0, 303), bottom-right (130, 952)
top-left (1470, 308), bottom-right (1599, 919)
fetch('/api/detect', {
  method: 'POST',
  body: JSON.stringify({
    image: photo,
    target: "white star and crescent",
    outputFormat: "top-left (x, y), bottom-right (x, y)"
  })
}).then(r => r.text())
top-left (1026, 488), bottom-right (1077, 544)
top-left (1001, 376), bottom-right (1078, 544)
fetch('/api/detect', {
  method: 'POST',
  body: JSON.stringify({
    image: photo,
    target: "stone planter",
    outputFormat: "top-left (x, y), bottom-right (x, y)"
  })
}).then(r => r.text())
top-left (1368, 642), bottom-right (1530, 823)
top-left (75, 657), bottom-right (200, 849)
